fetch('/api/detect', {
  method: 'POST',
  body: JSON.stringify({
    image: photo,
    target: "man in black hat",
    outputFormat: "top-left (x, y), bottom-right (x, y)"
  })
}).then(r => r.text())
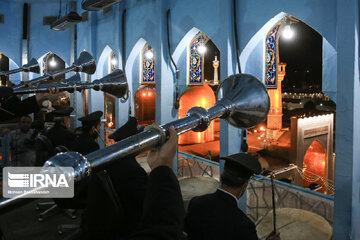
top-left (184, 153), bottom-right (280, 240)
top-left (70, 111), bottom-right (102, 155)
top-left (46, 107), bottom-right (75, 150)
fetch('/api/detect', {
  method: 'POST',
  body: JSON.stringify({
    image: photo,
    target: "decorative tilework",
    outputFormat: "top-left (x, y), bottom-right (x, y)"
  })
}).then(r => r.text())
top-left (265, 22), bottom-right (282, 88)
top-left (141, 44), bottom-right (155, 84)
top-left (188, 32), bottom-right (208, 85)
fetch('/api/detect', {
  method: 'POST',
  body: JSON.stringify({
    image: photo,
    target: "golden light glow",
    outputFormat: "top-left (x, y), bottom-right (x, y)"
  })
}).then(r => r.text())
top-left (303, 141), bottom-right (326, 193)
top-left (179, 83), bottom-right (216, 144)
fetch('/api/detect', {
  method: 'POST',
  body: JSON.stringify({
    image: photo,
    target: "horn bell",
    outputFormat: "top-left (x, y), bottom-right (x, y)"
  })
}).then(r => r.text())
top-left (97, 69), bottom-right (128, 98)
top-left (216, 74), bottom-right (270, 129)
top-left (23, 58), bottom-right (40, 74)
top-left (73, 51), bottom-right (96, 75)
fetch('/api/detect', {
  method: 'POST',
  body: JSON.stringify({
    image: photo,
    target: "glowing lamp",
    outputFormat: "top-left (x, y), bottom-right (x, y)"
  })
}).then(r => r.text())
top-left (198, 45), bottom-right (206, 54)
top-left (111, 58), bottom-right (117, 66)
top-left (142, 93), bottom-right (146, 97)
top-left (49, 57), bottom-right (57, 67)
top-left (145, 50), bottom-right (154, 59)
top-left (282, 24), bottom-right (294, 39)
top-left (148, 92), bottom-right (152, 96)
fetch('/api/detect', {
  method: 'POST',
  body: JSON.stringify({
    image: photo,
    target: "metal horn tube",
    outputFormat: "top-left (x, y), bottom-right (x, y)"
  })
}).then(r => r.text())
top-left (13, 51), bottom-right (96, 89)
top-left (0, 74), bottom-right (269, 213)
top-left (0, 58), bottom-right (40, 77)
top-left (11, 70), bottom-right (128, 98)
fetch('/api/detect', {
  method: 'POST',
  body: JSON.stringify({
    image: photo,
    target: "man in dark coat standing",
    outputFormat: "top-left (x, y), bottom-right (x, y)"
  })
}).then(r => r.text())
top-left (82, 116), bottom-right (148, 239)
top-left (184, 153), bottom-right (280, 240)
top-left (46, 107), bottom-right (75, 150)
top-left (70, 111), bottom-right (102, 155)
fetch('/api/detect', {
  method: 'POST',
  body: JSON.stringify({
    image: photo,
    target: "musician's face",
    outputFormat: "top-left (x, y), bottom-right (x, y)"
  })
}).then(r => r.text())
top-left (19, 116), bottom-right (32, 132)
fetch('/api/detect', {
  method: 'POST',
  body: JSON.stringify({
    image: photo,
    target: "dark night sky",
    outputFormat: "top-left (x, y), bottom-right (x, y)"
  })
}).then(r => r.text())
top-left (279, 21), bottom-right (322, 92)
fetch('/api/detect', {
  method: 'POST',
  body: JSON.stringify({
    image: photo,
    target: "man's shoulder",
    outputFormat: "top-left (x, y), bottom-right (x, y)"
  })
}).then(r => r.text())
top-left (188, 192), bottom-right (218, 210)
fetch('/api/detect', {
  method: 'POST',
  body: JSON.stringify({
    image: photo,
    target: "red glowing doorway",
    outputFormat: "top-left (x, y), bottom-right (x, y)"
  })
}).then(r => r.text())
top-left (178, 83), bottom-right (220, 159)
top-left (134, 85), bottom-right (156, 126)
top-left (302, 140), bottom-right (326, 193)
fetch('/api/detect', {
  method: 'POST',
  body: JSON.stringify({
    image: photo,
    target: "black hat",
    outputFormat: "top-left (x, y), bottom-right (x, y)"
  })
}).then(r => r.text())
top-left (109, 116), bottom-right (142, 142)
top-left (221, 153), bottom-right (261, 183)
top-left (53, 107), bottom-right (74, 117)
top-left (78, 111), bottom-right (103, 125)
top-left (0, 86), bottom-right (14, 99)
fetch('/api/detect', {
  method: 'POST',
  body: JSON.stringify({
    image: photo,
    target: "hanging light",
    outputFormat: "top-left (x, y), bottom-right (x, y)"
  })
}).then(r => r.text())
top-left (49, 57), bottom-right (57, 67)
top-left (111, 57), bottom-right (117, 66)
top-left (145, 50), bottom-right (153, 59)
top-left (145, 45), bottom-right (154, 59)
top-left (282, 17), bottom-right (294, 39)
top-left (197, 36), bottom-right (206, 54)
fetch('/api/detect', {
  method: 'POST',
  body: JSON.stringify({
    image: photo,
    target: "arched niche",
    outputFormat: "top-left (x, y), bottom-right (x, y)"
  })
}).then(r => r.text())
top-left (0, 53), bottom-right (22, 85)
top-left (134, 85), bottom-right (156, 126)
top-left (34, 52), bottom-right (70, 116)
top-left (245, 14), bottom-right (336, 190)
top-left (92, 45), bottom-right (120, 147)
top-left (173, 28), bottom-right (221, 91)
top-left (38, 52), bottom-right (66, 82)
top-left (302, 140), bottom-right (327, 194)
top-left (134, 44), bottom-right (156, 126)
top-left (240, 12), bottom-right (337, 102)
top-left (176, 30), bottom-right (221, 160)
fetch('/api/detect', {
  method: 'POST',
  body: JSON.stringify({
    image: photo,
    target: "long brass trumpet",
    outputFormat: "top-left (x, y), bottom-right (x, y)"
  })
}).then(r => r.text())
top-left (8, 69), bottom-right (128, 98)
top-left (0, 58), bottom-right (40, 77)
top-left (13, 51), bottom-right (96, 89)
top-left (0, 74), bottom-right (269, 213)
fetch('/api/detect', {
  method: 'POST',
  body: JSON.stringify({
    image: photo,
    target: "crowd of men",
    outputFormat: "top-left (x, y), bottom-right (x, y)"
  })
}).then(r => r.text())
top-left (0, 91), bottom-right (280, 239)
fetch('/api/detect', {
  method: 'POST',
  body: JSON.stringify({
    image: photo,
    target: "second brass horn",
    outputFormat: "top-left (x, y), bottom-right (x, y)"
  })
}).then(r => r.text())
top-left (10, 69), bottom-right (128, 98)
top-left (0, 58), bottom-right (40, 77)
top-left (0, 73), bottom-right (269, 213)
top-left (13, 51), bottom-right (96, 89)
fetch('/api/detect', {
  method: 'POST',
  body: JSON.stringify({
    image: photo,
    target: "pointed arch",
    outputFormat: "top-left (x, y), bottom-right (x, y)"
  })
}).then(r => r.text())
top-left (240, 12), bottom-right (337, 102)
top-left (125, 38), bottom-right (148, 116)
top-left (95, 45), bottom-right (114, 79)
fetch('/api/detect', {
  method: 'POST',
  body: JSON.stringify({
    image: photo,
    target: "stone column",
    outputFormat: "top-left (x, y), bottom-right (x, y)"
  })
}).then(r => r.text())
top-left (266, 63), bottom-right (286, 130)
top-left (213, 56), bottom-right (219, 85)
